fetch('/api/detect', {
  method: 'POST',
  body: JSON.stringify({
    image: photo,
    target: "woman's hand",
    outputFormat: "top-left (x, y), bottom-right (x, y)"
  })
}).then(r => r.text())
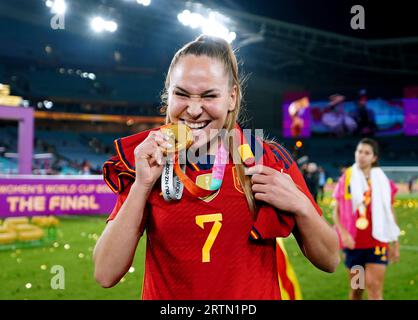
top-left (133, 130), bottom-right (172, 191)
top-left (389, 241), bottom-right (400, 263)
top-left (246, 164), bottom-right (340, 272)
top-left (341, 231), bottom-right (355, 249)
top-left (246, 165), bottom-right (309, 216)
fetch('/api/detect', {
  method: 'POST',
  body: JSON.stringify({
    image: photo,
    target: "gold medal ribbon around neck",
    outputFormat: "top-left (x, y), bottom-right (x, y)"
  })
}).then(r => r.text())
top-left (355, 180), bottom-right (371, 230)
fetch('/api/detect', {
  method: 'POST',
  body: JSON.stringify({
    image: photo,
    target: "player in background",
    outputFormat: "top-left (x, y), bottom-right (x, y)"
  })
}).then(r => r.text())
top-left (333, 138), bottom-right (400, 300)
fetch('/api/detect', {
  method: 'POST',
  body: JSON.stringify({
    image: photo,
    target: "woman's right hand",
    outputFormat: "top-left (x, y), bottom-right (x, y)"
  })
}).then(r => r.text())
top-left (341, 231), bottom-right (355, 249)
top-left (133, 130), bottom-right (172, 191)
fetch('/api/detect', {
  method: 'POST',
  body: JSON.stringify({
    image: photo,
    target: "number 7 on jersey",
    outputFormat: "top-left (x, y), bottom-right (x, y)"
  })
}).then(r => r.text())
top-left (195, 213), bottom-right (223, 263)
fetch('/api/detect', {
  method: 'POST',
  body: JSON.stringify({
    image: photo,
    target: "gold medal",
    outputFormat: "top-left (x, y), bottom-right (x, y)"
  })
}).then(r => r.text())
top-left (160, 123), bottom-right (193, 155)
top-left (356, 217), bottom-right (369, 230)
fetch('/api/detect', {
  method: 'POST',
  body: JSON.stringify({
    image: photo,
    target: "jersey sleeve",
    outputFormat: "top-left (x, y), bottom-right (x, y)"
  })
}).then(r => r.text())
top-left (250, 141), bottom-right (322, 241)
top-left (102, 131), bottom-right (151, 234)
top-left (107, 183), bottom-right (129, 222)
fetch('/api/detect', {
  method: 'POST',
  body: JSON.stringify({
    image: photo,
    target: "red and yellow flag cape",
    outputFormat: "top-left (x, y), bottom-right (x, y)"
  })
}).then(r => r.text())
top-left (276, 238), bottom-right (303, 300)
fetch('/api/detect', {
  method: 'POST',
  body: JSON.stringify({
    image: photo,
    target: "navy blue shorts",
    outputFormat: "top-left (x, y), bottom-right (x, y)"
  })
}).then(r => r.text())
top-left (343, 247), bottom-right (389, 269)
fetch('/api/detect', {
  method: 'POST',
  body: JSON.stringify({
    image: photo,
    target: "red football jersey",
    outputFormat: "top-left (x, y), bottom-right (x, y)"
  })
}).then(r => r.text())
top-left (104, 126), bottom-right (321, 299)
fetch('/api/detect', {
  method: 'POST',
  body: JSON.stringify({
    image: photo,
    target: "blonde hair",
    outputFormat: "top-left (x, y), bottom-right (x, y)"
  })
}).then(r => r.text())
top-left (161, 35), bottom-right (256, 217)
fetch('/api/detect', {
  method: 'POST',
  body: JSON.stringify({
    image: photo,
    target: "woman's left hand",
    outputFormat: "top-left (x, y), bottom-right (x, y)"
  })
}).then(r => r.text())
top-left (246, 165), bottom-right (309, 217)
top-left (390, 241), bottom-right (400, 264)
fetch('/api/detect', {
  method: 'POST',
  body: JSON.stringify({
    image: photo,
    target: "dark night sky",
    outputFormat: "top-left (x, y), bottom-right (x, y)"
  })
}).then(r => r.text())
top-left (216, 0), bottom-right (417, 39)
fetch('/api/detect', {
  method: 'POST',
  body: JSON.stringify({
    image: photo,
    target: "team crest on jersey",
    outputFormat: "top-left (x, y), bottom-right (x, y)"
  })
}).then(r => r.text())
top-left (232, 166), bottom-right (244, 194)
top-left (196, 174), bottom-right (220, 202)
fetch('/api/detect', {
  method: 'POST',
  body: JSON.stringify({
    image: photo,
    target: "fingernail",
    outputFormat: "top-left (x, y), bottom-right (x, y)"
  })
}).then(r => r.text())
top-left (166, 143), bottom-right (173, 148)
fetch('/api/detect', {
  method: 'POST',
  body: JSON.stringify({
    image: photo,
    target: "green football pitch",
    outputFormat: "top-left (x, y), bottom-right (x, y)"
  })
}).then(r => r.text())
top-left (1, 194), bottom-right (417, 300)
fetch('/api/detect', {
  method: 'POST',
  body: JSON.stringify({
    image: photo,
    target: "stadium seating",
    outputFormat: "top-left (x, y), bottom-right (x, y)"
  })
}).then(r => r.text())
top-left (1, 122), bottom-right (416, 179)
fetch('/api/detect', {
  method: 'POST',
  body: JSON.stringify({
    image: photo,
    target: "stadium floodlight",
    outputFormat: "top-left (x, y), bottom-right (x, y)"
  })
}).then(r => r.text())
top-left (177, 10), bottom-right (204, 29)
top-left (202, 13), bottom-right (230, 40)
top-left (137, 0), bottom-right (151, 6)
top-left (46, 0), bottom-right (67, 15)
top-left (177, 10), bottom-right (189, 25)
top-left (21, 100), bottom-right (30, 108)
top-left (177, 9), bottom-right (236, 43)
top-left (228, 31), bottom-right (236, 42)
top-left (91, 17), bottom-right (105, 32)
top-left (105, 20), bottom-right (118, 32)
top-left (43, 100), bottom-right (54, 109)
top-left (189, 13), bottom-right (204, 29)
top-left (91, 17), bottom-right (118, 33)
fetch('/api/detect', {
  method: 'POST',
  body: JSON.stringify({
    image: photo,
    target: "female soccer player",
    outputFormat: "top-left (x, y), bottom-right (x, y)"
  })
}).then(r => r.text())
top-left (93, 35), bottom-right (340, 299)
top-left (333, 138), bottom-right (400, 300)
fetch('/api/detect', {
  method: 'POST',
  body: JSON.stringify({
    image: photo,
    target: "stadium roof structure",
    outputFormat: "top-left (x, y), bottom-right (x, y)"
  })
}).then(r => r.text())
top-left (1, 0), bottom-right (417, 104)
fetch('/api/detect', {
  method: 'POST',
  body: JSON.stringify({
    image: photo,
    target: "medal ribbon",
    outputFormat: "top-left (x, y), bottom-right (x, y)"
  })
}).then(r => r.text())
top-left (162, 153), bottom-right (185, 201)
top-left (356, 179), bottom-right (371, 229)
top-left (163, 138), bottom-right (228, 200)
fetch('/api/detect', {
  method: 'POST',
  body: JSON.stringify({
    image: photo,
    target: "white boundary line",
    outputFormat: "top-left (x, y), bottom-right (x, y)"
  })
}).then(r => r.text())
top-left (400, 245), bottom-right (418, 252)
